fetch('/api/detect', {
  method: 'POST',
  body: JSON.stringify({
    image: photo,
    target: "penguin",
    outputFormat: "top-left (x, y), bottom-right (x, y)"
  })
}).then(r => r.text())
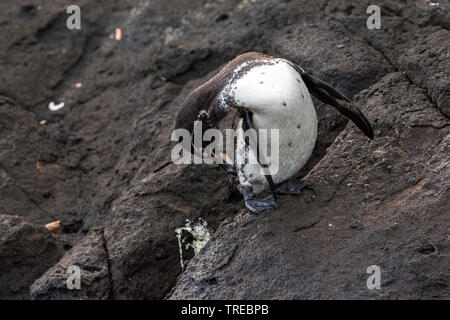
top-left (175, 52), bottom-right (373, 214)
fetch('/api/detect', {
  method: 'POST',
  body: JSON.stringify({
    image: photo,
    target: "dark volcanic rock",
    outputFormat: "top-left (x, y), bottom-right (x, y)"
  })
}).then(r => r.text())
top-left (0, 215), bottom-right (63, 299)
top-left (0, 0), bottom-right (448, 299)
top-left (104, 163), bottom-right (242, 299)
top-left (30, 230), bottom-right (111, 299)
top-left (399, 30), bottom-right (450, 118)
top-left (169, 72), bottom-right (449, 300)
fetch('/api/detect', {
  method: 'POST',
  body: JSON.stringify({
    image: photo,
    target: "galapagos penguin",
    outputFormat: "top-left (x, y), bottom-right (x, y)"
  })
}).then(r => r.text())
top-left (175, 52), bottom-right (374, 214)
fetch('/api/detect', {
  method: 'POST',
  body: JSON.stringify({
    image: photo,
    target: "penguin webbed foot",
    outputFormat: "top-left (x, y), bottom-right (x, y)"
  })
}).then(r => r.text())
top-left (242, 186), bottom-right (278, 214)
top-left (275, 179), bottom-right (312, 196)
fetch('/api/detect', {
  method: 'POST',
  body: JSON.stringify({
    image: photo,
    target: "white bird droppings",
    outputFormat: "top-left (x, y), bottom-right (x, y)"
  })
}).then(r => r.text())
top-left (175, 218), bottom-right (212, 270)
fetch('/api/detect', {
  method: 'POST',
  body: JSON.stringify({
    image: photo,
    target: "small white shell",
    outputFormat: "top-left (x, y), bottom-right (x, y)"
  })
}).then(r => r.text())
top-left (48, 101), bottom-right (65, 111)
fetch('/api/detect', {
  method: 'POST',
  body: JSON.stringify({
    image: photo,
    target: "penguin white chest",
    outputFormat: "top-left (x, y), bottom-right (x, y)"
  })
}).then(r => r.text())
top-left (228, 59), bottom-right (318, 194)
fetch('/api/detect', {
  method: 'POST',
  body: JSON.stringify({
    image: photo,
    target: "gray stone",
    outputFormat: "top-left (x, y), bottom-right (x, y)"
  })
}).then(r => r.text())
top-left (30, 230), bottom-right (111, 300)
top-left (0, 215), bottom-right (63, 299)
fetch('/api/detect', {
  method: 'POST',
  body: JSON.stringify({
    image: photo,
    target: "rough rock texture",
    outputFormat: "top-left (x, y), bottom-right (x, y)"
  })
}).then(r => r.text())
top-left (0, 0), bottom-right (448, 299)
top-left (30, 230), bottom-right (110, 299)
top-left (399, 30), bottom-right (450, 118)
top-left (0, 215), bottom-right (63, 299)
top-left (169, 72), bottom-right (449, 299)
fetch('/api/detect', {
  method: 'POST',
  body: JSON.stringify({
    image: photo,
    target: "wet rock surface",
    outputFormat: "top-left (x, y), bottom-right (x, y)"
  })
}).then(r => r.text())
top-left (0, 0), bottom-right (448, 299)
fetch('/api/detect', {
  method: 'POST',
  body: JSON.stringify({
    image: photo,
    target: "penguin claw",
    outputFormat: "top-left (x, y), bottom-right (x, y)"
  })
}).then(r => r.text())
top-left (275, 179), bottom-right (312, 195)
top-left (244, 194), bottom-right (278, 214)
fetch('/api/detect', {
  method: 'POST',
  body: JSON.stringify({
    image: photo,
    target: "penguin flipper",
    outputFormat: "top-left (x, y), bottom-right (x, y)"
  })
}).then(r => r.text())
top-left (300, 72), bottom-right (374, 139)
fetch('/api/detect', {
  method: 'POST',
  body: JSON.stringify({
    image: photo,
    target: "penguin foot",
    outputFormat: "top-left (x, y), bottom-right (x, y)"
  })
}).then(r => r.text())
top-left (275, 179), bottom-right (312, 195)
top-left (242, 186), bottom-right (278, 214)
top-left (245, 195), bottom-right (278, 214)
